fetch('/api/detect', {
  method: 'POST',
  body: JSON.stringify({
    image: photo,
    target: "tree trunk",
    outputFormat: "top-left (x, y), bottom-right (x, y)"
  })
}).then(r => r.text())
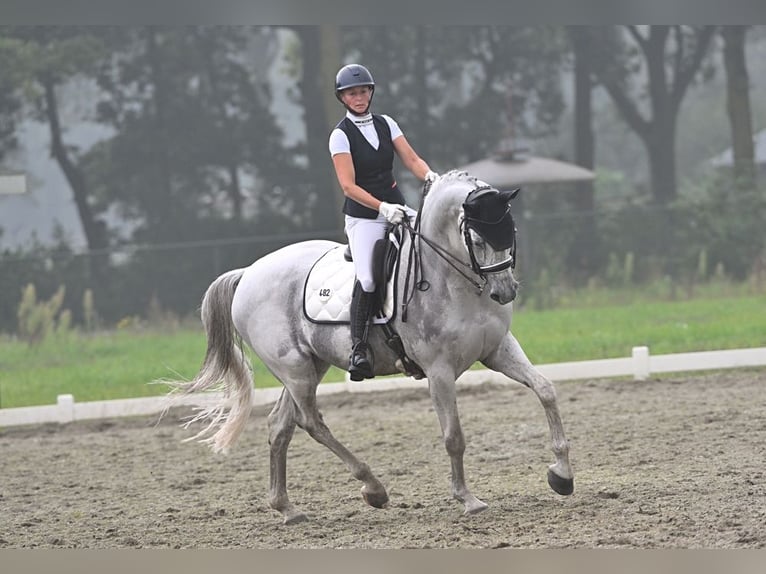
top-left (227, 163), bottom-right (243, 222)
top-left (568, 27), bottom-right (599, 280)
top-left (721, 26), bottom-right (756, 191)
top-left (146, 29), bottom-right (174, 227)
top-left (644, 26), bottom-right (678, 205)
top-left (293, 25), bottom-right (344, 235)
top-left (646, 122), bottom-right (678, 205)
top-left (42, 75), bottom-right (107, 252)
top-left (414, 27), bottom-right (430, 160)
top-left (593, 26), bottom-right (715, 205)
top-left (193, 28), bottom-right (245, 223)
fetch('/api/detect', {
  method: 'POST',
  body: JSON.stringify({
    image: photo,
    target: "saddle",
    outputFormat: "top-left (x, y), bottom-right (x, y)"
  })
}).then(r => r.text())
top-left (303, 229), bottom-right (424, 379)
top-left (303, 244), bottom-right (396, 325)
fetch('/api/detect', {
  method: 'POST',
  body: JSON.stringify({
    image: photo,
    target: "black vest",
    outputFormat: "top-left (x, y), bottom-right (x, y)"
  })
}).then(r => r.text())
top-left (337, 115), bottom-right (406, 219)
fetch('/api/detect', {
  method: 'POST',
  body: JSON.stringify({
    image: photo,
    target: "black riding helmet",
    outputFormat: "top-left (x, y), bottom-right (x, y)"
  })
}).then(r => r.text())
top-left (335, 64), bottom-right (375, 113)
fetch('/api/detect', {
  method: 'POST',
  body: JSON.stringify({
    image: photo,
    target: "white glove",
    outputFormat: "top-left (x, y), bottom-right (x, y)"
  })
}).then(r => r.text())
top-left (424, 170), bottom-right (439, 183)
top-left (379, 202), bottom-right (406, 224)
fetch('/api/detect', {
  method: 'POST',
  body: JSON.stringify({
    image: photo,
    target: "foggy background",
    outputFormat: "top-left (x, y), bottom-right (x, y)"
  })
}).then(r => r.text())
top-left (0, 26), bottom-right (764, 331)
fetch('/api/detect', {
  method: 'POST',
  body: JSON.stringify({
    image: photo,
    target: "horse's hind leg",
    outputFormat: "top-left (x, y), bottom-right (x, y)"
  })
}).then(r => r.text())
top-left (482, 333), bottom-right (574, 495)
top-left (282, 378), bottom-right (389, 510)
top-left (267, 389), bottom-right (307, 524)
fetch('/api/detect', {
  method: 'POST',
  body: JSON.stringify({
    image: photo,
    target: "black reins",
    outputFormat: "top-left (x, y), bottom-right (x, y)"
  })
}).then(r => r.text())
top-left (399, 180), bottom-right (492, 322)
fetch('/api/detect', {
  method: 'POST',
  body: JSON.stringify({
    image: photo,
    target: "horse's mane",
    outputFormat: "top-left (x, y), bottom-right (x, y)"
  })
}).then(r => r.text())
top-left (438, 169), bottom-right (481, 188)
top-left (424, 169), bottom-right (483, 213)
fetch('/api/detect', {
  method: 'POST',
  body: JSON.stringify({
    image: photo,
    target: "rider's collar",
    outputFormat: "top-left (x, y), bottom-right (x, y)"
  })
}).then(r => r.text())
top-left (347, 111), bottom-right (373, 127)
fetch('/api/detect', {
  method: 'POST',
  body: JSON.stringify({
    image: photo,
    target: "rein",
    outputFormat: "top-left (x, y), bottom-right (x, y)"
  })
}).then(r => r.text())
top-left (399, 181), bottom-right (489, 322)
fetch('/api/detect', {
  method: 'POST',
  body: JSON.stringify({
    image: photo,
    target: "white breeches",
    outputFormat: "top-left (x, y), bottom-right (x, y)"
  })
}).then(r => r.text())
top-left (345, 214), bottom-right (390, 293)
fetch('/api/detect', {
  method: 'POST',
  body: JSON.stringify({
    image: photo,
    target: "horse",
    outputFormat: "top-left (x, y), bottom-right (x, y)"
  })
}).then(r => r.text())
top-left (166, 169), bottom-right (574, 524)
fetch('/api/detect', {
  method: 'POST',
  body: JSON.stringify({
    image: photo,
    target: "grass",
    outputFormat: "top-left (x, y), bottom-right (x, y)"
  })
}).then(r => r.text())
top-left (510, 294), bottom-right (766, 364)
top-left (0, 293), bottom-right (764, 409)
top-left (0, 327), bottom-right (348, 409)
top-left (0, 329), bottom-right (207, 409)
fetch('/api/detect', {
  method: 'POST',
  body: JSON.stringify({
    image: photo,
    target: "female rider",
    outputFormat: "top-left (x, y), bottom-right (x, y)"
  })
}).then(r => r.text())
top-left (329, 63), bottom-right (437, 381)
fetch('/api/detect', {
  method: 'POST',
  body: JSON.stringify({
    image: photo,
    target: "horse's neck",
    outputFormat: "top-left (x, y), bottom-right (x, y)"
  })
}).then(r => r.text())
top-left (419, 186), bottom-right (467, 265)
top-left (401, 201), bottom-right (473, 299)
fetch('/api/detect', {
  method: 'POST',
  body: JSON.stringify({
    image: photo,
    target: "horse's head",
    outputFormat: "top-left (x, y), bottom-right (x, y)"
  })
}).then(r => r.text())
top-left (423, 171), bottom-right (520, 305)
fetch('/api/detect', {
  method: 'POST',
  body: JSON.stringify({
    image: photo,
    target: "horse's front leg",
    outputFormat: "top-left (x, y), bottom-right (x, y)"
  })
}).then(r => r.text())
top-left (427, 371), bottom-right (488, 515)
top-left (482, 333), bottom-right (574, 495)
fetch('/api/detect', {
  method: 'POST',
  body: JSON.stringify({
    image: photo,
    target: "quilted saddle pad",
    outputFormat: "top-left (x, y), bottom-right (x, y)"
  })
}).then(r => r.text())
top-left (303, 245), bottom-right (395, 324)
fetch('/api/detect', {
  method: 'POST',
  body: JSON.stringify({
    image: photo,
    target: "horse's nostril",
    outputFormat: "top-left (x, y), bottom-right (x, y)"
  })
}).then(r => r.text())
top-left (490, 293), bottom-right (500, 302)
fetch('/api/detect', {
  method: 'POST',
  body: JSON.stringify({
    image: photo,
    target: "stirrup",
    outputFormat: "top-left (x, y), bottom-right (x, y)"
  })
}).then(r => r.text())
top-left (348, 342), bottom-right (374, 381)
top-left (382, 325), bottom-right (425, 379)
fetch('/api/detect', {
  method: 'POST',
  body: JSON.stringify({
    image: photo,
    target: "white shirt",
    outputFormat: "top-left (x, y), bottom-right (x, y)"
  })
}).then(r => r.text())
top-left (328, 112), bottom-right (403, 156)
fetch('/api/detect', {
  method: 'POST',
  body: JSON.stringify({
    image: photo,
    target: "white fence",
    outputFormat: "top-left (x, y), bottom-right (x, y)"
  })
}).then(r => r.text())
top-left (1, 345), bottom-right (765, 428)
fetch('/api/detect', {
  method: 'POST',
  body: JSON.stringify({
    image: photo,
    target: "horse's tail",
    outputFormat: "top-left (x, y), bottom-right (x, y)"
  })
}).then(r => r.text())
top-left (163, 267), bottom-right (254, 454)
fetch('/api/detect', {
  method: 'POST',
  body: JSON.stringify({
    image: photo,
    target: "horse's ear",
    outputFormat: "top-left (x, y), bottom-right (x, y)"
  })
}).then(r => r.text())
top-left (501, 188), bottom-right (521, 203)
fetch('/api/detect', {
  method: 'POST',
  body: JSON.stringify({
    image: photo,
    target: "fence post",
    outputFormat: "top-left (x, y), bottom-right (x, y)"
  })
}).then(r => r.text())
top-left (632, 346), bottom-right (650, 380)
top-left (57, 394), bottom-right (75, 423)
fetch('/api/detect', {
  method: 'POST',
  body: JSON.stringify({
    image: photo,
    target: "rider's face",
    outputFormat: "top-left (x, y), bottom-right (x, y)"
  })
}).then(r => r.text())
top-left (341, 86), bottom-right (372, 113)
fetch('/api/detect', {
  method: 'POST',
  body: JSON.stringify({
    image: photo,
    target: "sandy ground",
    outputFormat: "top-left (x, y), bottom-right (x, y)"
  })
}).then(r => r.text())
top-left (1, 369), bottom-right (765, 549)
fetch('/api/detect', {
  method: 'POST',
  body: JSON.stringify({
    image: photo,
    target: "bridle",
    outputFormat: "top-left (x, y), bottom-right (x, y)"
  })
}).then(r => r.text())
top-left (460, 185), bottom-right (517, 276)
top-left (399, 179), bottom-right (518, 322)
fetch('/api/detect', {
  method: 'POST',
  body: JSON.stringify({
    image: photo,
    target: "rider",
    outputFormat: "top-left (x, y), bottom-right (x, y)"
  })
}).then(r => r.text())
top-left (329, 63), bottom-right (438, 381)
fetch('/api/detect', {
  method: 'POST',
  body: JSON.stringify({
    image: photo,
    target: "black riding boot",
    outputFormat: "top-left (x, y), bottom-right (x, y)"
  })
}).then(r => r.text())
top-left (348, 281), bottom-right (375, 381)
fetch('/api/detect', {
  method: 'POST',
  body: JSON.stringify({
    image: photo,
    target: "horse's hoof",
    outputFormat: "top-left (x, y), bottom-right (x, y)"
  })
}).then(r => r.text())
top-left (283, 511), bottom-right (308, 525)
top-left (464, 500), bottom-right (489, 515)
top-left (362, 487), bottom-right (389, 509)
top-left (547, 469), bottom-right (574, 495)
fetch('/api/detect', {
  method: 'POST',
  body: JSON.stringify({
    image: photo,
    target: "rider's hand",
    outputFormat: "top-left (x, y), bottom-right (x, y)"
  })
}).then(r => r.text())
top-left (424, 170), bottom-right (439, 183)
top-left (379, 202), bottom-right (406, 224)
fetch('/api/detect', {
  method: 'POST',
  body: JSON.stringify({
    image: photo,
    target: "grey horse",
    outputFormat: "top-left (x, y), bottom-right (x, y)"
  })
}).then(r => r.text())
top-left (167, 170), bottom-right (574, 524)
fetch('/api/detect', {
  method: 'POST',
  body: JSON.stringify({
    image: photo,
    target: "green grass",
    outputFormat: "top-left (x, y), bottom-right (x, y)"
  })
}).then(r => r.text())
top-left (510, 294), bottom-right (766, 364)
top-left (0, 330), bottom-right (207, 409)
top-left (1, 294), bottom-right (764, 408)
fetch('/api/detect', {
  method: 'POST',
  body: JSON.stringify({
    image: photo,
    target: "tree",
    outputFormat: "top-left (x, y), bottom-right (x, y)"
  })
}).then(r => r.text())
top-left (90, 27), bottom-right (295, 242)
top-left (288, 25), bottom-right (345, 233)
top-left (566, 27), bottom-right (601, 280)
top-left (0, 36), bottom-right (25, 161)
top-left (720, 26), bottom-right (756, 192)
top-left (589, 25), bottom-right (717, 204)
top-left (343, 26), bottom-right (569, 173)
top-left (1, 27), bottom-right (110, 252)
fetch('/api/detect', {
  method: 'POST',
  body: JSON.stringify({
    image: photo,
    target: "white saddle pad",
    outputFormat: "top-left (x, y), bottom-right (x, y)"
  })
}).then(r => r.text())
top-left (303, 245), bottom-right (396, 325)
